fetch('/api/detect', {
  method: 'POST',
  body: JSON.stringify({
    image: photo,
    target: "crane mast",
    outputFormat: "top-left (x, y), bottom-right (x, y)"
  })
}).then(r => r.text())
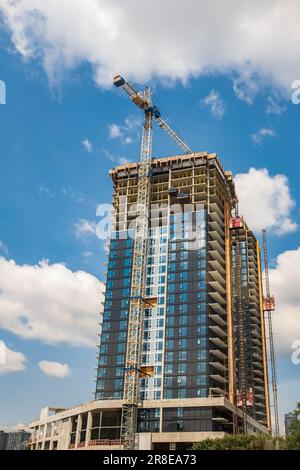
top-left (113, 75), bottom-right (192, 449)
top-left (230, 201), bottom-right (247, 433)
top-left (262, 229), bottom-right (279, 437)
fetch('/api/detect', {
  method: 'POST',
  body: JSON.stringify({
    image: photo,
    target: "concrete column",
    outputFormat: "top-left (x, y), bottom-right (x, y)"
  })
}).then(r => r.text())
top-left (40, 424), bottom-right (47, 450)
top-left (85, 411), bottom-right (93, 447)
top-left (75, 414), bottom-right (82, 448)
top-left (49, 422), bottom-right (54, 450)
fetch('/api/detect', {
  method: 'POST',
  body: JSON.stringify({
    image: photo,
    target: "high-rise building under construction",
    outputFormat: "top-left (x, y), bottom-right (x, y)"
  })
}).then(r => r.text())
top-left (94, 151), bottom-right (270, 447)
top-left (28, 151), bottom-right (271, 451)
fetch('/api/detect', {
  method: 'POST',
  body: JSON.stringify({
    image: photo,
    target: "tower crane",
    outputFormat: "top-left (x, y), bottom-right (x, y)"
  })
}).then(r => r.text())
top-left (230, 200), bottom-right (247, 433)
top-left (113, 74), bottom-right (192, 450)
top-left (262, 229), bottom-right (279, 437)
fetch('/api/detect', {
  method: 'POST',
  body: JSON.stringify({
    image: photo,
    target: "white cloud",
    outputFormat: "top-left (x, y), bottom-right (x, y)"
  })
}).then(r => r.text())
top-left (81, 138), bottom-right (93, 153)
top-left (108, 123), bottom-right (122, 140)
top-left (0, 423), bottom-right (30, 432)
top-left (0, 241), bottom-right (8, 255)
top-left (108, 117), bottom-right (140, 144)
top-left (0, 258), bottom-right (104, 347)
top-left (39, 186), bottom-right (54, 198)
top-left (74, 218), bottom-right (96, 237)
top-left (101, 147), bottom-right (132, 165)
top-left (201, 90), bottom-right (225, 119)
top-left (235, 168), bottom-right (297, 235)
top-left (232, 68), bottom-right (262, 104)
top-left (38, 360), bottom-right (71, 378)
top-left (251, 127), bottom-right (276, 145)
top-left (266, 95), bottom-right (286, 115)
top-left (269, 247), bottom-right (300, 357)
top-left (2, 1), bottom-right (300, 95)
top-left (0, 342), bottom-right (27, 375)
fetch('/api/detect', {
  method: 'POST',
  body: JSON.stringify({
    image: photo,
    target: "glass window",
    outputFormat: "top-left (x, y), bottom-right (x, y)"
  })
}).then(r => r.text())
top-left (101, 333), bottom-right (110, 343)
top-left (167, 305), bottom-right (175, 314)
top-left (198, 302), bottom-right (206, 313)
top-left (179, 293), bottom-right (188, 302)
top-left (178, 389), bottom-right (186, 398)
top-left (166, 315), bottom-right (175, 325)
top-left (119, 332), bottom-right (127, 341)
top-left (198, 314), bottom-right (206, 324)
top-left (120, 310), bottom-right (128, 318)
top-left (97, 380), bottom-right (105, 389)
top-left (178, 327), bottom-right (188, 337)
top-left (197, 337), bottom-right (207, 347)
top-left (117, 343), bottom-right (126, 353)
top-left (115, 379), bottom-right (123, 389)
top-left (97, 368), bottom-right (106, 377)
top-left (177, 376), bottom-right (186, 386)
top-left (164, 363), bottom-right (173, 374)
top-left (99, 356), bottom-right (107, 365)
top-left (197, 376), bottom-right (207, 386)
top-left (164, 376), bottom-right (172, 387)
top-left (178, 363), bottom-right (187, 374)
top-left (116, 354), bottom-right (125, 365)
top-left (156, 330), bottom-right (164, 339)
top-left (120, 320), bottom-right (128, 330)
top-left (198, 350), bottom-right (206, 360)
top-left (168, 283), bottom-right (176, 293)
top-left (165, 352), bottom-right (174, 362)
top-left (198, 362), bottom-right (206, 373)
top-left (198, 326), bottom-right (206, 336)
top-left (116, 367), bottom-right (124, 376)
top-left (178, 351), bottom-right (187, 361)
top-left (155, 353), bottom-right (162, 362)
top-left (166, 327), bottom-right (174, 338)
top-left (180, 272), bottom-right (188, 280)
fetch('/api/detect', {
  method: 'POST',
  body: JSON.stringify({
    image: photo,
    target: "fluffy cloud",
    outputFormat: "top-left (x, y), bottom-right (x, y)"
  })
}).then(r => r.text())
top-left (74, 218), bottom-right (97, 237)
top-left (266, 96), bottom-right (286, 115)
top-left (235, 168), bottom-right (297, 235)
top-left (251, 128), bottom-right (276, 145)
top-left (0, 341), bottom-right (27, 375)
top-left (269, 247), bottom-right (300, 356)
top-left (1, 1), bottom-right (300, 94)
top-left (108, 117), bottom-right (141, 144)
top-left (0, 258), bottom-right (104, 347)
top-left (38, 360), bottom-right (71, 378)
top-left (81, 138), bottom-right (93, 153)
top-left (0, 423), bottom-right (29, 432)
top-left (201, 90), bottom-right (225, 119)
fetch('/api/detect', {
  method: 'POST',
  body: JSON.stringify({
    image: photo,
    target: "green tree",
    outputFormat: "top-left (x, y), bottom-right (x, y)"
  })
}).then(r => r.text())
top-left (285, 402), bottom-right (300, 450)
top-left (192, 434), bottom-right (281, 450)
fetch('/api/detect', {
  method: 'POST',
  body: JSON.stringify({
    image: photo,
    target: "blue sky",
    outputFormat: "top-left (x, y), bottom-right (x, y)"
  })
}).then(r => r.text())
top-left (0, 1), bottom-right (300, 432)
